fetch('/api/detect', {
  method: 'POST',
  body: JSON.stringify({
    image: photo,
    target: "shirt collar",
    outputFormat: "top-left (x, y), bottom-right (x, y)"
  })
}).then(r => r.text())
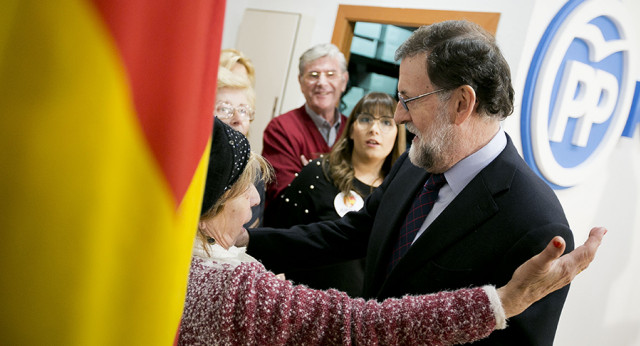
top-left (192, 240), bottom-right (258, 266)
top-left (305, 104), bottom-right (341, 129)
top-left (444, 128), bottom-right (507, 195)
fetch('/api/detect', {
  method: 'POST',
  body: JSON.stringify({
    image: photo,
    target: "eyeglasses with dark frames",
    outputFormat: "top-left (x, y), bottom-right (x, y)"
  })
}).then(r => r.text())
top-left (397, 89), bottom-right (445, 111)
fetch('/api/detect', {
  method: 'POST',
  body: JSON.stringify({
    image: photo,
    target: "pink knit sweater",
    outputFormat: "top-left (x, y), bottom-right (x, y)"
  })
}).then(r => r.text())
top-left (178, 245), bottom-right (501, 345)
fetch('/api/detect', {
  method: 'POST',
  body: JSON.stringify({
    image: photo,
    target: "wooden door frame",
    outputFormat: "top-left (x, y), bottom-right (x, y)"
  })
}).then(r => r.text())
top-left (331, 5), bottom-right (501, 62)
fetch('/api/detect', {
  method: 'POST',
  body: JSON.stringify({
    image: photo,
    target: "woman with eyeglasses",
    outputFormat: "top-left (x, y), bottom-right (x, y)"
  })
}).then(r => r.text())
top-left (214, 67), bottom-right (264, 227)
top-left (214, 67), bottom-right (256, 136)
top-left (264, 92), bottom-right (405, 297)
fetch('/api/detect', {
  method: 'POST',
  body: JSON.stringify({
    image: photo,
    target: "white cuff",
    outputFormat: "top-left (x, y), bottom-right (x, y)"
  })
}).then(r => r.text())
top-left (482, 285), bottom-right (507, 330)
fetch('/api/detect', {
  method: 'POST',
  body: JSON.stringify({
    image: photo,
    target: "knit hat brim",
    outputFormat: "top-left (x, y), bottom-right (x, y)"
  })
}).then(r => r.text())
top-left (200, 117), bottom-right (251, 216)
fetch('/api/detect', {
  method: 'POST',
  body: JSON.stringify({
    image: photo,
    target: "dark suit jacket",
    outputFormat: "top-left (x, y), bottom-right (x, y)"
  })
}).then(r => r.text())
top-left (250, 135), bottom-right (574, 345)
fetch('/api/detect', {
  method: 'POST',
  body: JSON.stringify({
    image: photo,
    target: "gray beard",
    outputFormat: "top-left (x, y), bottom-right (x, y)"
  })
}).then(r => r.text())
top-left (408, 141), bottom-right (436, 171)
top-left (406, 120), bottom-right (452, 172)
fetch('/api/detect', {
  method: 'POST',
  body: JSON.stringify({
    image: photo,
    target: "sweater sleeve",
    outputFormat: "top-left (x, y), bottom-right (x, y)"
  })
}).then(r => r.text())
top-left (262, 117), bottom-right (304, 205)
top-left (215, 262), bottom-right (499, 345)
top-left (482, 285), bottom-right (507, 330)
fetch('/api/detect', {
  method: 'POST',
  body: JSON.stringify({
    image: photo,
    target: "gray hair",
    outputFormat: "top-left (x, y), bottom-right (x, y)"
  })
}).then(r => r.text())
top-left (298, 43), bottom-right (347, 75)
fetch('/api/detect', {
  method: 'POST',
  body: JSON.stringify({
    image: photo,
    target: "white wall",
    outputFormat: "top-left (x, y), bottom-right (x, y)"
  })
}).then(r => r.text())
top-left (223, 1), bottom-right (640, 344)
top-left (506, 1), bottom-right (640, 345)
top-left (222, 0), bottom-right (535, 78)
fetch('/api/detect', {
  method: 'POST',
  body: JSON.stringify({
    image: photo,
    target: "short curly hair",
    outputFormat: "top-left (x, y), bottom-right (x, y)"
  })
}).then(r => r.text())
top-left (395, 20), bottom-right (514, 119)
top-left (220, 48), bottom-right (255, 86)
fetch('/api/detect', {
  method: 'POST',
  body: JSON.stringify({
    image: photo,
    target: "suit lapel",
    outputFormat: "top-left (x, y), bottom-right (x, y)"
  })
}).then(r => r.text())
top-left (381, 175), bottom-right (499, 293)
top-left (377, 137), bottom-right (519, 297)
top-left (365, 159), bottom-right (428, 295)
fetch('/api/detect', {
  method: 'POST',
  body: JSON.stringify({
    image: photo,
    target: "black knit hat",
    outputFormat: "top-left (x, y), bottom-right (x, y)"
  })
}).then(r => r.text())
top-left (200, 117), bottom-right (251, 216)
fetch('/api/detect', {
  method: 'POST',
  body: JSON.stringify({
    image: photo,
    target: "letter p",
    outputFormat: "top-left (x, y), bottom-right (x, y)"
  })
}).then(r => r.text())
top-left (549, 60), bottom-right (618, 147)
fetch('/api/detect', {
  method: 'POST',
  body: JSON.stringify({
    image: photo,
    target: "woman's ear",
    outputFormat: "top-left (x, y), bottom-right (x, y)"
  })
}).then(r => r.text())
top-left (198, 221), bottom-right (207, 231)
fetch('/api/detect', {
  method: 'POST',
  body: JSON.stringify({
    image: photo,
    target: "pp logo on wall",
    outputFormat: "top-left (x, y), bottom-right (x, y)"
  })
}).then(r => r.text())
top-left (521, 0), bottom-right (639, 189)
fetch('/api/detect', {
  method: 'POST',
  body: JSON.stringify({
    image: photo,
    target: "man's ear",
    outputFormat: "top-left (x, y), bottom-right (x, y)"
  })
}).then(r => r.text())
top-left (341, 71), bottom-right (349, 92)
top-left (452, 85), bottom-right (476, 125)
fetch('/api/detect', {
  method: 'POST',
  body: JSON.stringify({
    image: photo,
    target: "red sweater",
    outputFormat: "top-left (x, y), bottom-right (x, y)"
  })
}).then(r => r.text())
top-left (262, 106), bottom-right (347, 206)
top-left (178, 256), bottom-right (500, 345)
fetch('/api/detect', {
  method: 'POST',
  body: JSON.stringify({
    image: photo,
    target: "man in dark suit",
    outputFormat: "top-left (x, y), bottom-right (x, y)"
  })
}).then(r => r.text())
top-left (244, 20), bottom-right (574, 345)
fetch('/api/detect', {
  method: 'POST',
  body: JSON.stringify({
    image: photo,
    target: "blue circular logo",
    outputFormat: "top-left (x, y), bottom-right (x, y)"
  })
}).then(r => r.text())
top-left (521, 0), bottom-right (637, 188)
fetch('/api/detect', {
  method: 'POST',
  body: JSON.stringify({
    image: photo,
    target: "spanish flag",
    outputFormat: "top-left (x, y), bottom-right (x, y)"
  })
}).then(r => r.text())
top-left (0, 1), bottom-right (225, 344)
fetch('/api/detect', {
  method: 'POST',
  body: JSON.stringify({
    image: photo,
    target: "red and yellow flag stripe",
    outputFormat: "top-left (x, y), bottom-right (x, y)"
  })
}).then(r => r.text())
top-left (0, 0), bottom-right (225, 344)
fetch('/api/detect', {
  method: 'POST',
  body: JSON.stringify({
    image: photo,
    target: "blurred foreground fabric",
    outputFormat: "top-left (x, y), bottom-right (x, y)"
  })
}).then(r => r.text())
top-left (0, 0), bottom-right (225, 344)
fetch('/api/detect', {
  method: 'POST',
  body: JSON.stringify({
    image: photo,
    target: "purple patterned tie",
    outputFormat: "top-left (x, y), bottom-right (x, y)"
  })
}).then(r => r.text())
top-left (387, 173), bottom-right (447, 275)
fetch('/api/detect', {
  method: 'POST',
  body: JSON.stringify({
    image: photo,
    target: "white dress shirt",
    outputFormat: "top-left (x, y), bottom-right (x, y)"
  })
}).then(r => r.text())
top-left (305, 104), bottom-right (342, 147)
top-left (412, 128), bottom-right (507, 244)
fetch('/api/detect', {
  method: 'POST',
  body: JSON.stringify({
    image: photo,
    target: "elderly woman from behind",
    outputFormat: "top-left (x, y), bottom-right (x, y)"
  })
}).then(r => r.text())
top-left (266, 92), bottom-right (405, 297)
top-left (177, 117), bottom-right (605, 345)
